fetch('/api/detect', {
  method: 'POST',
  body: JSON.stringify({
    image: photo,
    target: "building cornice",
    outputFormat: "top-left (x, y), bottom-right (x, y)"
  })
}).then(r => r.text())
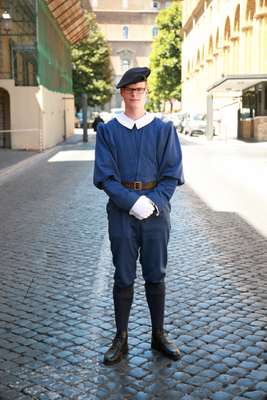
top-left (45, 0), bottom-right (90, 44)
top-left (241, 23), bottom-right (253, 32)
top-left (107, 40), bottom-right (153, 43)
top-left (93, 9), bottom-right (159, 14)
top-left (255, 11), bottom-right (267, 19)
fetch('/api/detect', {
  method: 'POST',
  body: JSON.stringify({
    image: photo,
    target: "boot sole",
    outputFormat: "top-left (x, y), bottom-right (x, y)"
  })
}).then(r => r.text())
top-left (151, 342), bottom-right (181, 361)
top-left (103, 345), bottom-right (128, 365)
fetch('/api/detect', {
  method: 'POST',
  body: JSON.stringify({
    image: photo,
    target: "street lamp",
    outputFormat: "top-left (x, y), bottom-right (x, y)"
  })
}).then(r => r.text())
top-left (2, 10), bottom-right (12, 33)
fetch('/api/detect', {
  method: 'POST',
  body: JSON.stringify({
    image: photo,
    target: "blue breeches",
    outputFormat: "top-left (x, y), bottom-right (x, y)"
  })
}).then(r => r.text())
top-left (107, 201), bottom-right (171, 288)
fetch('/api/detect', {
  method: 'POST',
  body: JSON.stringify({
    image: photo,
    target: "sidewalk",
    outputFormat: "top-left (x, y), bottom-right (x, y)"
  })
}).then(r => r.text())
top-left (0, 130), bottom-right (95, 179)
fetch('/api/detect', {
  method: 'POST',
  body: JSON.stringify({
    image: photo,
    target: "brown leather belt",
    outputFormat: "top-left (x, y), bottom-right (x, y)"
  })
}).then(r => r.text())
top-left (122, 181), bottom-right (157, 190)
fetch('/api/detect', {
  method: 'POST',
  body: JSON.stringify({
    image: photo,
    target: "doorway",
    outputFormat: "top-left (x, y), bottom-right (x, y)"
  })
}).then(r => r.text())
top-left (0, 88), bottom-right (11, 148)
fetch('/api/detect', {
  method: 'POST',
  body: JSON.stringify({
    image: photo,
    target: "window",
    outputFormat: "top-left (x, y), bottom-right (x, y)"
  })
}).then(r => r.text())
top-left (122, 26), bottom-right (128, 39)
top-left (121, 59), bottom-right (130, 73)
top-left (152, 1), bottom-right (160, 10)
top-left (152, 26), bottom-right (159, 38)
top-left (255, 83), bottom-right (267, 116)
top-left (242, 88), bottom-right (255, 119)
top-left (122, 0), bottom-right (128, 8)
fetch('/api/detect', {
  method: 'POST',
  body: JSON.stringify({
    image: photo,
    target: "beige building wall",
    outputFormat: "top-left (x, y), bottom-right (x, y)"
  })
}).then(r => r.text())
top-left (40, 87), bottom-right (74, 150)
top-left (182, 0), bottom-right (267, 140)
top-left (92, 0), bottom-right (172, 108)
top-left (0, 79), bottom-right (74, 150)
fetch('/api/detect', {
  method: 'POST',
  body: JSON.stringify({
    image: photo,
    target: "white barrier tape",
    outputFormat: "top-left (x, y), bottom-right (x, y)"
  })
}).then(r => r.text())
top-left (0, 129), bottom-right (40, 133)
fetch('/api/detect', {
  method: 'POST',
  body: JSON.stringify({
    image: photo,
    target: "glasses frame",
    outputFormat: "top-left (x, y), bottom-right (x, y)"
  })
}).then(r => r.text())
top-left (123, 87), bottom-right (146, 94)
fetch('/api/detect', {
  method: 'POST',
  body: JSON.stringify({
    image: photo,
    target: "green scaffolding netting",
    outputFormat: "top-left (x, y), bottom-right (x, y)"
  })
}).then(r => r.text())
top-left (37, 0), bottom-right (73, 93)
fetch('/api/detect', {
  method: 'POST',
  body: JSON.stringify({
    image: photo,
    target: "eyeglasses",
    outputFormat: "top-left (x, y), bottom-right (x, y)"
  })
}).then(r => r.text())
top-left (123, 87), bottom-right (146, 94)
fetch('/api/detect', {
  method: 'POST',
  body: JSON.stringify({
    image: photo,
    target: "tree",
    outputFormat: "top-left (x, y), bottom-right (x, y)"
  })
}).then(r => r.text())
top-left (72, 12), bottom-right (113, 110)
top-left (148, 2), bottom-right (182, 112)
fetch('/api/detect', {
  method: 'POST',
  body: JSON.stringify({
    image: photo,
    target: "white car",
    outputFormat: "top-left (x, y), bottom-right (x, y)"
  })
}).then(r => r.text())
top-left (183, 113), bottom-right (207, 136)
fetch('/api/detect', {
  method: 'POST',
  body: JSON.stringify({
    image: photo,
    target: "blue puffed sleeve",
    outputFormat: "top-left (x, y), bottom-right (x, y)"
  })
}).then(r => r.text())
top-left (93, 123), bottom-right (139, 211)
top-left (146, 122), bottom-right (184, 212)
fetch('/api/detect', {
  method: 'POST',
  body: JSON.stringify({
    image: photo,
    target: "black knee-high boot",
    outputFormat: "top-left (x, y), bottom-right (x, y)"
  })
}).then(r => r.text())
top-left (104, 284), bottom-right (134, 365)
top-left (145, 282), bottom-right (180, 361)
top-left (113, 284), bottom-right (134, 333)
top-left (145, 282), bottom-right (165, 332)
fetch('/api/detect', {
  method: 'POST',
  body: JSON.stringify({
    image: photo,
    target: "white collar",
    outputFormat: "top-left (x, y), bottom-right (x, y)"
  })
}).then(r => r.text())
top-left (115, 112), bottom-right (154, 130)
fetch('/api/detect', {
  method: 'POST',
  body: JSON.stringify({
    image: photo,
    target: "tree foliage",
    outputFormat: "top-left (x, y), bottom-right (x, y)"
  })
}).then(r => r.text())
top-left (72, 12), bottom-right (113, 109)
top-left (148, 2), bottom-right (182, 111)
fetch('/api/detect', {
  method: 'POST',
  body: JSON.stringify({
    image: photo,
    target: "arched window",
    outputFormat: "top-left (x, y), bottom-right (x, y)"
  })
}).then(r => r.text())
top-left (196, 50), bottom-right (200, 70)
top-left (246, 0), bottom-right (256, 21)
top-left (121, 59), bottom-right (130, 73)
top-left (201, 46), bottom-right (205, 66)
top-left (186, 61), bottom-right (190, 78)
top-left (234, 5), bottom-right (240, 33)
top-left (224, 17), bottom-right (231, 44)
top-left (152, 26), bottom-right (159, 38)
top-left (122, 0), bottom-right (128, 8)
top-left (122, 26), bottom-right (128, 39)
top-left (215, 28), bottom-right (219, 50)
top-left (152, 1), bottom-right (160, 10)
top-left (208, 36), bottom-right (213, 58)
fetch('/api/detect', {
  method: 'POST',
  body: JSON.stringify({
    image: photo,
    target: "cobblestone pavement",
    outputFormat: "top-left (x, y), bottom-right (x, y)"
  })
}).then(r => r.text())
top-left (0, 137), bottom-right (266, 400)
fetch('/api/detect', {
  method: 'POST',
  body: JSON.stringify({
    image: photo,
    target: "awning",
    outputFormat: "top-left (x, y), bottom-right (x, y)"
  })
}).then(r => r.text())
top-left (207, 74), bottom-right (267, 95)
top-left (45, 0), bottom-right (91, 44)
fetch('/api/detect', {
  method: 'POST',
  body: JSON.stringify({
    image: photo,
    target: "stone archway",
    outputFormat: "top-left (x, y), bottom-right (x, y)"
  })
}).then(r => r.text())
top-left (0, 88), bottom-right (11, 148)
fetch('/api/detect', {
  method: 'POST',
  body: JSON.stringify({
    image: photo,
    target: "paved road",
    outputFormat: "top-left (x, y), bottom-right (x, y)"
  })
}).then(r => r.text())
top-left (0, 136), bottom-right (266, 400)
top-left (181, 135), bottom-right (267, 238)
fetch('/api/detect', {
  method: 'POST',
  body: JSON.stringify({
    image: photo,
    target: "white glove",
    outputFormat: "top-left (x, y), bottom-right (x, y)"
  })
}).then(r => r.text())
top-left (129, 196), bottom-right (155, 220)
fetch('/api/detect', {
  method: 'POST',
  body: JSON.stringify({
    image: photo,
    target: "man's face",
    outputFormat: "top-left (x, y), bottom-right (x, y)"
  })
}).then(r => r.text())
top-left (120, 81), bottom-right (147, 108)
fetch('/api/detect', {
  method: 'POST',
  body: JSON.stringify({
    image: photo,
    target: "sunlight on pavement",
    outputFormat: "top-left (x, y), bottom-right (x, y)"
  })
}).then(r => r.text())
top-left (182, 144), bottom-right (267, 239)
top-left (48, 150), bottom-right (95, 163)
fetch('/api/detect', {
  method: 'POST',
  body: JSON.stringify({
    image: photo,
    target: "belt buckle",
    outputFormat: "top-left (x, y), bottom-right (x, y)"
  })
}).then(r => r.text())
top-left (134, 181), bottom-right (142, 190)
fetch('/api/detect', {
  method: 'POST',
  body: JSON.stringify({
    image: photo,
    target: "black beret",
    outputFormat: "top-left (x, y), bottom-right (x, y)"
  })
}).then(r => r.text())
top-left (116, 67), bottom-right (151, 89)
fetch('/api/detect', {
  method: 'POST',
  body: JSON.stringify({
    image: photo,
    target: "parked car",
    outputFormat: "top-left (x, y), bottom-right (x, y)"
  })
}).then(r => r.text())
top-left (183, 113), bottom-right (207, 136)
top-left (171, 112), bottom-right (186, 132)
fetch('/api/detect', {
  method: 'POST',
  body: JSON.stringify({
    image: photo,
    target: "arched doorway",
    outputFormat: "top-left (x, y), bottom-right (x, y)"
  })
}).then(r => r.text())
top-left (0, 88), bottom-right (11, 148)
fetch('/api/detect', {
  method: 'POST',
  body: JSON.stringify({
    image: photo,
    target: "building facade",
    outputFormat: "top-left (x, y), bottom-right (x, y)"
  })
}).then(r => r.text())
top-left (0, 0), bottom-right (90, 150)
top-left (182, 0), bottom-right (267, 141)
top-left (92, 0), bottom-right (172, 109)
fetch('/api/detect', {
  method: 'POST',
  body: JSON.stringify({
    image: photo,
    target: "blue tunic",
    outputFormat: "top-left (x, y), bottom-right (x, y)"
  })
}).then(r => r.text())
top-left (93, 116), bottom-right (184, 287)
top-left (93, 117), bottom-right (184, 212)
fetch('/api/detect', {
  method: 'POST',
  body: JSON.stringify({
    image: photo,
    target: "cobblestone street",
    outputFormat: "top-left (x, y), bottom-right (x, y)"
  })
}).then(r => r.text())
top-left (0, 136), bottom-right (267, 400)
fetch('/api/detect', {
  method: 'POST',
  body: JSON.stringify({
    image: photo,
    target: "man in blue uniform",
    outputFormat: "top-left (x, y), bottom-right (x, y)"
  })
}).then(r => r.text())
top-left (94, 67), bottom-right (184, 365)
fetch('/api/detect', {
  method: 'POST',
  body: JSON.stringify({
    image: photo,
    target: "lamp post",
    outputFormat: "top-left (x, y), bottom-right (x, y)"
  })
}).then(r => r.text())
top-left (81, 93), bottom-right (88, 143)
top-left (2, 11), bottom-right (12, 33)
